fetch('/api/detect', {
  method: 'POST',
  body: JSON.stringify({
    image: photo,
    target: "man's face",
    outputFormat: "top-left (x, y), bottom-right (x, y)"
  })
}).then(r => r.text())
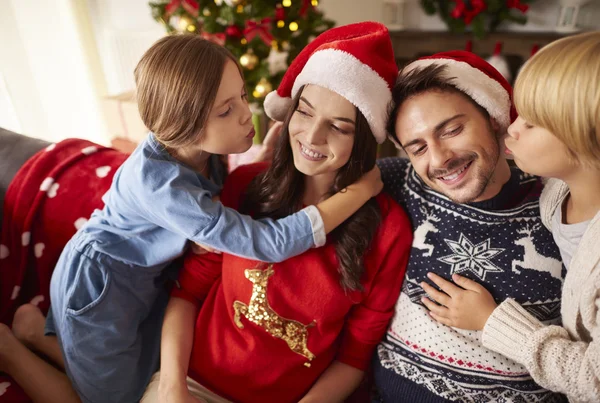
top-left (395, 90), bottom-right (505, 204)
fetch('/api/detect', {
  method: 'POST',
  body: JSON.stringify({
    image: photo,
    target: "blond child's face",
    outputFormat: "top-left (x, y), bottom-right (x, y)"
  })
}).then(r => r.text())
top-left (193, 59), bottom-right (255, 156)
top-left (287, 85), bottom-right (356, 181)
top-left (506, 116), bottom-right (575, 179)
top-left (395, 90), bottom-right (503, 204)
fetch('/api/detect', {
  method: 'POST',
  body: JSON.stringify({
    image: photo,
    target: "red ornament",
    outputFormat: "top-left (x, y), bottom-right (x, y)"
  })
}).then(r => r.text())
top-left (299, 0), bottom-right (314, 17)
top-left (507, 0), bottom-right (529, 13)
top-left (451, 0), bottom-right (466, 19)
top-left (201, 31), bottom-right (226, 46)
top-left (244, 18), bottom-right (273, 46)
top-left (463, 0), bottom-right (487, 24)
top-left (275, 5), bottom-right (286, 21)
top-left (165, 0), bottom-right (199, 17)
top-left (225, 25), bottom-right (244, 38)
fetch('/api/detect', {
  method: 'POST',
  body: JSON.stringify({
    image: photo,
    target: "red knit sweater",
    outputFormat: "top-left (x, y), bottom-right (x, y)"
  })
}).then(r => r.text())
top-left (172, 163), bottom-right (412, 403)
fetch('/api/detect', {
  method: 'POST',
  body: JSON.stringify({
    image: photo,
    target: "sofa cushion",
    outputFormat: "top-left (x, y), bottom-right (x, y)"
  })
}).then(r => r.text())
top-left (0, 127), bottom-right (49, 228)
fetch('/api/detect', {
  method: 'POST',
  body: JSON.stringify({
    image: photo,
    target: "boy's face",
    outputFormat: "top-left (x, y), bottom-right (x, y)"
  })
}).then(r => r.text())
top-left (194, 59), bottom-right (255, 156)
top-left (395, 90), bottom-right (506, 204)
top-left (506, 116), bottom-right (576, 179)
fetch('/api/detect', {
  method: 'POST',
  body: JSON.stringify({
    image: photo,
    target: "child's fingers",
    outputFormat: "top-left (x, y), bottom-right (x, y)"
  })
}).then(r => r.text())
top-left (452, 274), bottom-right (484, 292)
top-left (421, 281), bottom-right (451, 306)
top-left (429, 311), bottom-right (454, 327)
top-left (425, 272), bottom-right (462, 298)
top-left (421, 296), bottom-right (450, 317)
top-left (420, 281), bottom-right (451, 306)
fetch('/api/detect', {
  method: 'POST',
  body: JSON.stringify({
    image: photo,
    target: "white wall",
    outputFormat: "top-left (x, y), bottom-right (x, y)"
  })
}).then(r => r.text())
top-left (0, 1), bottom-right (48, 137)
top-left (0, 0), bottom-right (109, 144)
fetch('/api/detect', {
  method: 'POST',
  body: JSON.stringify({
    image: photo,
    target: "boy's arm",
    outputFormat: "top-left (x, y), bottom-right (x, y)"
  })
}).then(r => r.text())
top-left (299, 361), bottom-right (364, 403)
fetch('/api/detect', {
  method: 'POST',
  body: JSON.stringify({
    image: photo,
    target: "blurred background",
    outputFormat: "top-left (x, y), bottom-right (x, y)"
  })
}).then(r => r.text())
top-left (1, 0), bottom-right (599, 156)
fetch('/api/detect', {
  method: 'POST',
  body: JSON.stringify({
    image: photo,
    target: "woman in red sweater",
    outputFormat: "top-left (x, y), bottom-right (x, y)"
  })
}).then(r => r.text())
top-left (143, 22), bottom-right (413, 403)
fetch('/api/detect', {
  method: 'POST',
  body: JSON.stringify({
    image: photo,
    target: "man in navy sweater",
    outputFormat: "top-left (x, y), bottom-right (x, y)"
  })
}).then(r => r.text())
top-left (373, 51), bottom-right (566, 402)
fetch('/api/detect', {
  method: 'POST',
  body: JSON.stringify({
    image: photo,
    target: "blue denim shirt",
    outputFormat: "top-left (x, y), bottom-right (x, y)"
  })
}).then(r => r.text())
top-left (82, 133), bottom-right (325, 267)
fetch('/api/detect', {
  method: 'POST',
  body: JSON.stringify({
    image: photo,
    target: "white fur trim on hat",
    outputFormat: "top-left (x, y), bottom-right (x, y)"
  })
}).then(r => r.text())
top-left (404, 59), bottom-right (511, 131)
top-left (284, 49), bottom-right (392, 144)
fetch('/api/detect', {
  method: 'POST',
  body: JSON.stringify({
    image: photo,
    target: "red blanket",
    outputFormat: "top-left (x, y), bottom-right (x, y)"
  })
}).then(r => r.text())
top-left (0, 139), bottom-right (127, 401)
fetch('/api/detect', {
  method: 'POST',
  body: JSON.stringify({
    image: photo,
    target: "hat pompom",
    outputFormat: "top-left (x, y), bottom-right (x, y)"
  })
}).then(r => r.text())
top-left (264, 90), bottom-right (292, 122)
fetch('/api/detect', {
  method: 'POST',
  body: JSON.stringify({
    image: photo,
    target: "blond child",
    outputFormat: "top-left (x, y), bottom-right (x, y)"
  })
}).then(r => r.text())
top-left (420, 31), bottom-right (600, 402)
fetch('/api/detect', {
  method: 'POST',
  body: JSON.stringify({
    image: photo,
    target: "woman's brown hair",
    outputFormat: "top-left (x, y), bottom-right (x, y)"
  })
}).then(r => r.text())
top-left (243, 86), bottom-right (382, 292)
top-left (134, 35), bottom-right (240, 149)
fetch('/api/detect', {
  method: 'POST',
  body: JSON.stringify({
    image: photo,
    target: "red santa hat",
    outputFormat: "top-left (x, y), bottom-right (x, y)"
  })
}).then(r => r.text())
top-left (264, 21), bottom-right (398, 144)
top-left (402, 50), bottom-right (517, 132)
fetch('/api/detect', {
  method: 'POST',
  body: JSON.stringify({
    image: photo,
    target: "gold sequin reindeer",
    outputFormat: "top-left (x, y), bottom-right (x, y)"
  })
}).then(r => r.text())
top-left (233, 264), bottom-right (316, 367)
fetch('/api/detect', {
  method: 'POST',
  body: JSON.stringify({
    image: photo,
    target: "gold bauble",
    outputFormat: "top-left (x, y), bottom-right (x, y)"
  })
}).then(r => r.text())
top-left (240, 51), bottom-right (259, 70)
top-left (253, 77), bottom-right (273, 99)
top-left (173, 14), bottom-right (195, 32)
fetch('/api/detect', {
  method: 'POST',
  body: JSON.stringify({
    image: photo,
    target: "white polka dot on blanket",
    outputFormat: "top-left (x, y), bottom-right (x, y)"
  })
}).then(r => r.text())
top-left (95, 166), bottom-right (111, 178)
top-left (21, 232), bottom-right (30, 246)
top-left (74, 217), bottom-right (88, 230)
top-left (11, 286), bottom-right (20, 300)
top-left (81, 146), bottom-right (98, 155)
top-left (34, 243), bottom-right (45, 258)
top-left (47, 183), bottom-right (59, 198)
top-left (40, 177), bottom-right (54, 191)
top-left (30, 295), bottom-right (44, 306)
top-left (0, 244), bottom-right (8, 259)
top-left (45, 143), bottom-right (56, 152)
top-left (0, 382), bottom-right (10, 396)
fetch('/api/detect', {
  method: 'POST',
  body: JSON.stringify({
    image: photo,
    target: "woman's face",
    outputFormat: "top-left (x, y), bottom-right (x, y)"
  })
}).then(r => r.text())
top-left (288, 85), bottom-right (356, 179)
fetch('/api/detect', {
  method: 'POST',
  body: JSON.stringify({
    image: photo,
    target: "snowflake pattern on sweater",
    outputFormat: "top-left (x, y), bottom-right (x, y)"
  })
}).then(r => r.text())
top-left (375, 158), bottom-right (566, 402)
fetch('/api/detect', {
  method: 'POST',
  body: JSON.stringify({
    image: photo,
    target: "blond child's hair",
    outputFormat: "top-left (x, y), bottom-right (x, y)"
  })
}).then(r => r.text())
top-left (514, 31), bottom-right (600, 166)
top-left (134, 34), bottom-right (241, 149)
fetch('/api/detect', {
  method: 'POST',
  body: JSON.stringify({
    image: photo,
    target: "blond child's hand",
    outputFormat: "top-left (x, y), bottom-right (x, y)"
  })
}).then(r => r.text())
top-left (420, 272), bottom-right (498, 331)
top-left (351, 165), bottom-right (383, 198)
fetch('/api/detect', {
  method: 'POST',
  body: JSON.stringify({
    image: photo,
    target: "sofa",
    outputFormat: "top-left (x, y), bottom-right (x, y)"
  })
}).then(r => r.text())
top-left (0, 128), bottom-right (49, 229)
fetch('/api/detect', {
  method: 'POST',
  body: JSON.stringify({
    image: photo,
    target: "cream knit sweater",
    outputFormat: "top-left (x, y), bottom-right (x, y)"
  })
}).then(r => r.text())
top-left (482, 178), bottom-right (600, 402)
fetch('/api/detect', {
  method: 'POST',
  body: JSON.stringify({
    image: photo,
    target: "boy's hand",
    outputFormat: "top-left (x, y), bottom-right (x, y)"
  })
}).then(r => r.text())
top-left (420, 273), bottom-right (497, 331)
top-left (353, 165), bottom-right (383, 198)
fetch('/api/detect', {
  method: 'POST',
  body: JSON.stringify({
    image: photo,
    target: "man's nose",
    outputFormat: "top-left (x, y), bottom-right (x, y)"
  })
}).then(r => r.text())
top-left (429, 143), bottom-right (454, 168)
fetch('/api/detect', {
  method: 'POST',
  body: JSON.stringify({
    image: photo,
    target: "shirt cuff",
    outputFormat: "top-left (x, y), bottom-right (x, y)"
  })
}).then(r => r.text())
top-left (300, 205), bottom-right (326, 248)
top-left (482, 298), bottom-right (544, 364)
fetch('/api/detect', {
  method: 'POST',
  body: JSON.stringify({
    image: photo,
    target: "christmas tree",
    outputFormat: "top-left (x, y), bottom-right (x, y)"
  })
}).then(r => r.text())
top-left (149, 0), bottom-right (335, 109)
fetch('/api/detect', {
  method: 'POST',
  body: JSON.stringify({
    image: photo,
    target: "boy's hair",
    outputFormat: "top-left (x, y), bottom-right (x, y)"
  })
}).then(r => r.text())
top-left (134, 35), bottom-right (240, 149)
top-left (514, 31), bottom-right (600, 165)
top-left (387, 64), bottom-right (491, 147)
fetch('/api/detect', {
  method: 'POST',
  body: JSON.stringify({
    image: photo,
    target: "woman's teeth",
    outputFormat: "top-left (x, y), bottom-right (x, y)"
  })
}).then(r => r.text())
top-left (441, 163), bottom-right (469, 181)
top-left (300, 143), bottom-right (325, 159)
